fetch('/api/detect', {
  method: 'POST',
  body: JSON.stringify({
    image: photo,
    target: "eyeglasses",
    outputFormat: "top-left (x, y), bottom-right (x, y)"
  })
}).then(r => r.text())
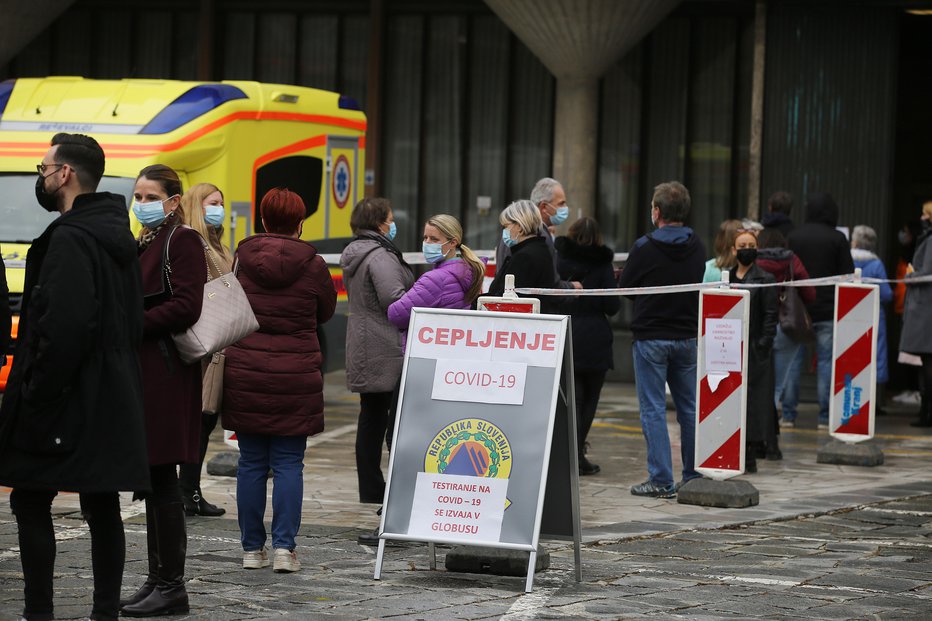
top-left (36, 163), bottom-right (64, 176)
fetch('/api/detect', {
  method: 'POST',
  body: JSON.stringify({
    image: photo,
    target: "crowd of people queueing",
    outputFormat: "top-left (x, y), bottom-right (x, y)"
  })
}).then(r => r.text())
top-left (0, 131), bottom-right (929, 620)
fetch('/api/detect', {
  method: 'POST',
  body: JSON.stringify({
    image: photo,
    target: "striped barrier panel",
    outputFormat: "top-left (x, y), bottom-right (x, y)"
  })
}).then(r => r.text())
top-left (695, 288), bottom-right (750, 481)
top-left (829, 282), bottom-right (879, 442)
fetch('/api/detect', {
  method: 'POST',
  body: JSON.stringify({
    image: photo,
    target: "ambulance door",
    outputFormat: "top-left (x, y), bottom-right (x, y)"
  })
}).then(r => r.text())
top-left (325, 137), bottom-right (359, 240)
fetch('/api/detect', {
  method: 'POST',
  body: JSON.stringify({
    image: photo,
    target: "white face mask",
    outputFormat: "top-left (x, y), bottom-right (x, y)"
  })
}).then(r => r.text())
top-left (650, 207), bottom-right (658, 227)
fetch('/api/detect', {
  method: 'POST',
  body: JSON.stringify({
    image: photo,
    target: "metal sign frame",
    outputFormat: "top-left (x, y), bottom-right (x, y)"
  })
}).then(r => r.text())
top-left (372, 307), bottom-right (580, 592)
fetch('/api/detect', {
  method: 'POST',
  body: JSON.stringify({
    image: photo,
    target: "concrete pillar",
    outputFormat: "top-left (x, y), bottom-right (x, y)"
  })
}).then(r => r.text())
top-left (553, 77), bottom-right (598, 219)
top-left (485, 0), bottom-right (681, 218)
top-left (0, 0), bottom-right (76, 68)
top-left (747, 0), bottom-right (767, 221)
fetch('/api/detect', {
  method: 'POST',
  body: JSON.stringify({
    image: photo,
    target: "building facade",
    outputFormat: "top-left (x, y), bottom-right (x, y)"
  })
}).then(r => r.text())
top-left (2, 0), bottom-right (929, 265)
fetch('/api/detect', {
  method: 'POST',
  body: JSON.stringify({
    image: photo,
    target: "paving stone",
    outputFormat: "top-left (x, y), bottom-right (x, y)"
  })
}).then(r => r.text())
top-left (3, 375), bottom-right (932, 618)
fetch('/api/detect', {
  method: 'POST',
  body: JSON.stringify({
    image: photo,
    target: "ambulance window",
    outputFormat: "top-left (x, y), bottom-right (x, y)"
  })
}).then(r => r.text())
top-left (255, 156), bottom-right (322, 232)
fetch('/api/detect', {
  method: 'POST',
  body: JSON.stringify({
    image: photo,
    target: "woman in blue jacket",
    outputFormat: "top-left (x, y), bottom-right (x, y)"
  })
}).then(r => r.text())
top-left (850, 225), bottom-right (893, 412)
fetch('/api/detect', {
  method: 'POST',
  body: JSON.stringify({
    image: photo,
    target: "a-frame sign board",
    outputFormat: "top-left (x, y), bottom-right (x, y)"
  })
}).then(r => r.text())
top-left (373, 307), bottom-right (582, 592)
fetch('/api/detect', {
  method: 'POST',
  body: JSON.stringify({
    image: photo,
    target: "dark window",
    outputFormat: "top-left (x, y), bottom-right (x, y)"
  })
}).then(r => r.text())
top-left (254, 156), bottom-right (323, 233)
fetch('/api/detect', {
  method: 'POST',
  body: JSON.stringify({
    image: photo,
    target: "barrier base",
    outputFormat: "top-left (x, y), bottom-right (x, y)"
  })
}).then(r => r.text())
top-left (817, 439), bottom-right (884, 467)
top-left (445, 545), bottom-right (550, 577)
top-left (677, 478), bottom-right (759, 508)
top-left (206, 451), bottom-right (239, 477)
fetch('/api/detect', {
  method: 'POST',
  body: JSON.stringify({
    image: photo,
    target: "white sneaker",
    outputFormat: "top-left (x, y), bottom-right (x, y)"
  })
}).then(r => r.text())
top-left (893, 390), bottom-right (921, 405)
top-left (779, 420), bottom-right (796, 428)
top-left (273, 548), bottom-right (301, 573)
top-left (243, 547), bottom-right (270, 569)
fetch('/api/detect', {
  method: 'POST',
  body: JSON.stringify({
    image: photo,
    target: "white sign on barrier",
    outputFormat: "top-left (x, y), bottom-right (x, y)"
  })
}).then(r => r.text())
top-left (705, 318), bottom-right (742, 373)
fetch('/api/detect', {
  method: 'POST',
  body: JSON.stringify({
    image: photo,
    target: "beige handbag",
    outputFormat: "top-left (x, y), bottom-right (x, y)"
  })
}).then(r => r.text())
top-left (165, 229), bottom-right (259, 363)
top-left (202, 352), bottom-right (225, 414)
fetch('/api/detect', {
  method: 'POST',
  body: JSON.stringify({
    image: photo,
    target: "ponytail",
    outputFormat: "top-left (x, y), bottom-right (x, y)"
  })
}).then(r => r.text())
top-left (459, 243), bottom-right (485, 303)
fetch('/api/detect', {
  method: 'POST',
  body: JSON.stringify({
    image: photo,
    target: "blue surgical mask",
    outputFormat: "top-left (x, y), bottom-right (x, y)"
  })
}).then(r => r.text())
top-left (133, 200), bottom-right (168, 229)
top-left (204, 204), bottom-right (225, 227)
top-left (551, 205), bottom-right (569, 225)
top-left (386, 221), bottom-right (397, 240)
top-left (423, 241), bottom-right (446, 264)
top-left (502, 228), bottom-right (517, 248)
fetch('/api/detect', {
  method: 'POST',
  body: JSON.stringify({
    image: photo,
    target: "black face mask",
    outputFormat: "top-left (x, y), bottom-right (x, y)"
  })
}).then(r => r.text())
top-left (736, 248), bottom-right (758, 266)
top-left (35, 174), bottom-right (61, 213)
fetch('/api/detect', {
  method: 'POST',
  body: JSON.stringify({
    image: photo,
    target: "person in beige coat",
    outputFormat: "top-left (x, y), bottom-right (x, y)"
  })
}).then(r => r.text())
top-left (340, 198), bottom-right (414, 526)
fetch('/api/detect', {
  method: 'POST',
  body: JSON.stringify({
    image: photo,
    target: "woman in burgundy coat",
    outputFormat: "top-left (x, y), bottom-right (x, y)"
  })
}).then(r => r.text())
top-left (121, 165), bottom-right (206, 617)
top-left (222, 188), bottom-right (337, 573)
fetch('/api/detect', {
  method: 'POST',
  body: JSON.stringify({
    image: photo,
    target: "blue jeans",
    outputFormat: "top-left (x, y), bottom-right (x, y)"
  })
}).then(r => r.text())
top-left (237, 433), bottom-right (307, 552)
top-left (773, 325), bottom-right (805, 422)
top-left (632, 338), bottom-right (698, 486)
top-left (813, 321), bottom-right (833, 424)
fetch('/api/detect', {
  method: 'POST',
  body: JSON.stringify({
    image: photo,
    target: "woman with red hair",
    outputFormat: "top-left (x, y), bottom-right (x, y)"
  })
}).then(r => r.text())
top-left (221, 188), bottom-right (337, 573)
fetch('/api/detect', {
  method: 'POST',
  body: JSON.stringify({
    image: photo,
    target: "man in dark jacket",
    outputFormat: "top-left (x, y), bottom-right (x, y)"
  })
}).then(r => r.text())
top-left (761, 191), bottom-right (795, 237)
top-left (618, 181), bottom-right (706, 498)
top-left (788, 193), bottom-right (856, 427)
top-left (0, 133), bottom-right (149, 621)
top-left (494, 177), bottom-right (581, 291)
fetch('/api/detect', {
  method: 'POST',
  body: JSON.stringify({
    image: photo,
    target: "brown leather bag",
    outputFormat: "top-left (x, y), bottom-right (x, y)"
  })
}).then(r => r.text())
top-left (778, 261), bottom-right (815, 343)
top-left (201, 352), bottom-right (225, 415)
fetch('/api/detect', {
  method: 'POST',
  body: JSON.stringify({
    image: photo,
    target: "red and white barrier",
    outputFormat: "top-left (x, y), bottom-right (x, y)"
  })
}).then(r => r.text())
top-left (695, 287), bottom-right (750, 481)
top-left (829, 279), bottom-right (879, 442)
top-left (476, 274), bottom-right (540, 314)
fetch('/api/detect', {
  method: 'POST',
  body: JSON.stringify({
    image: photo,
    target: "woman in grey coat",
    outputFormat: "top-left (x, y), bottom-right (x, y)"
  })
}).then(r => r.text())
top-left (340, 198), bottom-right (414, 511)
top-left (900, 202), bottom-right (932, 427)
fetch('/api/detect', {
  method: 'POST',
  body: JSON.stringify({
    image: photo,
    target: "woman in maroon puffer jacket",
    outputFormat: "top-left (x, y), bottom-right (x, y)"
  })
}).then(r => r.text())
top-left (222, 188), bottom-right (337, 574)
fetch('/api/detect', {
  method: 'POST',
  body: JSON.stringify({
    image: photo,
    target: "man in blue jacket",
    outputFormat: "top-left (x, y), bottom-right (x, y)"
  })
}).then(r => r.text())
top-left (618, 181), bottom-right (706, 498)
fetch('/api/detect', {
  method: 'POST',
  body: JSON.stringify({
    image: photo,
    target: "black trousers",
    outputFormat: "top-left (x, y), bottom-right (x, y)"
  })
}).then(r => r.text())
top-left (921, 355), bottom-right (932, 419)
top-left (178, 412), bottom-right (219, 493)
top-left (10, 488), bottom-right (124, 621)
top-left (355, 389), bottom-right (398, 503)
top-left (574, 369), bottom-right (607, 456)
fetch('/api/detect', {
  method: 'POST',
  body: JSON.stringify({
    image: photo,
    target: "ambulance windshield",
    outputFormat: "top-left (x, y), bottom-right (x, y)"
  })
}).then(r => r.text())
top-left (0, 174), bottom-right (134, 242)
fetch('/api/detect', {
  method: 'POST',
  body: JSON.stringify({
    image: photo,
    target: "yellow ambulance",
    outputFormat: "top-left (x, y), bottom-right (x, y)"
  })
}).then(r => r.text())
top-left (0, 76), bottom-right (366, 388)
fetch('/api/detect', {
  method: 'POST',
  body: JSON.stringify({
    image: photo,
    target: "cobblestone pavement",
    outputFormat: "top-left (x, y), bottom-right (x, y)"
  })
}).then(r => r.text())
top-left (1, 372), bottom-right (931, 619)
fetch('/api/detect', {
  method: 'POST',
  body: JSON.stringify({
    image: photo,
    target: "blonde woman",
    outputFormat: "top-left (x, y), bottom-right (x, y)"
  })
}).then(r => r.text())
top-left (388, 214), bottom-right (485, 343)
top-left (703, 219), bottom-right (744, 282)
top-left (181, 183), bottom-right (233, 273)
top-left (487, 200), bottom-right (559, 310)
top-left (176, 183), bottom-right (234, 517)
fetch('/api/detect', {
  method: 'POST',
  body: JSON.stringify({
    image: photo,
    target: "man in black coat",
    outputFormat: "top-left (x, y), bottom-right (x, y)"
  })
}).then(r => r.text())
top-left (788, 192), bottom-right (856, 428)
top-left (0, 133), bottom-right (149, 621)
top-left (761, 191), bottom-right (795, 237)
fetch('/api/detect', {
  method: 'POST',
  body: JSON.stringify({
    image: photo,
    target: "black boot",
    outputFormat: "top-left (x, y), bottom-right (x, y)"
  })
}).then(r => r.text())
top-left (179, 413), bottom-right (224, 516)
top-left (910, 397), bottom-right (932, 427)
top-left (745, 447), bottom-right (758, 474)
top-left (578, 454), bottom-right (601, 475)
top-left (121, 502), bottom-right (189, 617)
top-left (120, 500), bottom-right (159, 608)
top-left (181, 488), bottom-right (225, 517)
